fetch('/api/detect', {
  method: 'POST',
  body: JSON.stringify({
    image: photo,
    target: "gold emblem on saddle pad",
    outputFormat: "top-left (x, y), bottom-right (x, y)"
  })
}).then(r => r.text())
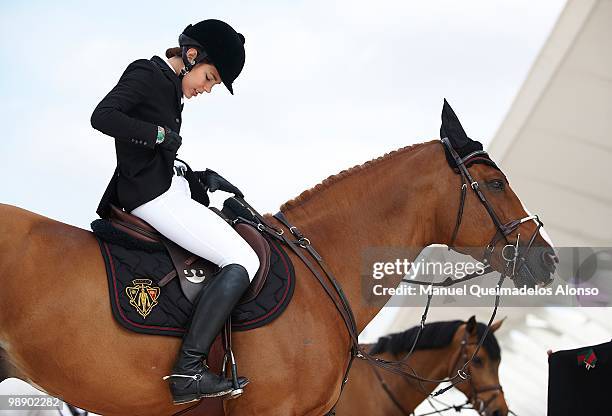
top-left (126, 279), bottom-right (160, 318)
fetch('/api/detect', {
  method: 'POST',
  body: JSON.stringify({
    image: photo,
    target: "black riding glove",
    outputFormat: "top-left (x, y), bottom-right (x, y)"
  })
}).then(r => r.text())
top-left (158, 126), bottom-right (182, 153)
top-left (196, 169), bottom-right (244, 198)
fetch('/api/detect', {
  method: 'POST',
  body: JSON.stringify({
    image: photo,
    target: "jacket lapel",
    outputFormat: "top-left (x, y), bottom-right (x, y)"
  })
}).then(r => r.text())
top-left (150, 55), bottom-right (183, 112)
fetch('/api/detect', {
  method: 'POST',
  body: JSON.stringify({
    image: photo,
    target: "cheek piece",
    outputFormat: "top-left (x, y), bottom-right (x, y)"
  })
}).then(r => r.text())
top-left (178, 33), bottom-right (209, 80)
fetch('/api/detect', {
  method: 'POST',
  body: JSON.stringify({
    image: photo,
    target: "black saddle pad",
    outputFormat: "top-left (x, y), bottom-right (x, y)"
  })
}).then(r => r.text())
top-left (92, 223), bottom-right (295, 337)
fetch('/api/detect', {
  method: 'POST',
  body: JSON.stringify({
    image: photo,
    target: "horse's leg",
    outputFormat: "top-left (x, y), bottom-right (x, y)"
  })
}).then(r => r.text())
top-left (0, 347), bottom-right (29, 383)
top-left (0, 217), bottom-right (196, 416)
top-left (0, 348), bottom-right (12, 381)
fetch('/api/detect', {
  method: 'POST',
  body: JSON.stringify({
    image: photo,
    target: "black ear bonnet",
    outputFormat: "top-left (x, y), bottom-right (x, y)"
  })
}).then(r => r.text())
top-left (439, 99), bottom-right (503, 174)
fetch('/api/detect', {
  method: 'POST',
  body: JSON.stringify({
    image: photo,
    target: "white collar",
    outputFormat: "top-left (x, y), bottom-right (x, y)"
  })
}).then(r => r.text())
top-left (164, 57), bottom-right (175, 73)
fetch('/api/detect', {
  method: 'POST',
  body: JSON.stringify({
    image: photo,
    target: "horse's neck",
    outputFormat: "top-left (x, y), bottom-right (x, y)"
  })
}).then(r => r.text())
top-left (379, 348), bottom-right (452, 413)
top-left (278, 141), bottom-right (446, 331)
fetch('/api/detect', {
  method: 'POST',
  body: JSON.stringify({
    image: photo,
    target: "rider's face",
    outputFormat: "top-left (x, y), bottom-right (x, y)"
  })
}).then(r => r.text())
top-left (181, 48), bottom-right (222, 98)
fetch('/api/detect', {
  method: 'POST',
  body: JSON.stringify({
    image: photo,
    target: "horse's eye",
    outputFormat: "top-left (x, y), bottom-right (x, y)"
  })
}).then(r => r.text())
top-left (472, 356), bottom-right (484, 367)
top-left (486, 180), bottom-right (505, 192)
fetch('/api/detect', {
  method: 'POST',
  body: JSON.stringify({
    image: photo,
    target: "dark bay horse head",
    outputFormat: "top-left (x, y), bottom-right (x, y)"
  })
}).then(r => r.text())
top-left (437, 99), bottom-right (557, 288)
top-left (369, 316), bottom-right (509, 416)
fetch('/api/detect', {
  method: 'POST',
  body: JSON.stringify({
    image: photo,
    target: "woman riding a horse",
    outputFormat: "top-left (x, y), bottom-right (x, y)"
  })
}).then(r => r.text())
top-left (90, 19), bottom-right (256, 404)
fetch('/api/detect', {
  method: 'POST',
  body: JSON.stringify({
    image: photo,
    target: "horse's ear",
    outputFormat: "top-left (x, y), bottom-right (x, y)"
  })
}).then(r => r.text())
top-left (490, 317), bottom-right (506, 333)
top-left (440, 98), bottom-right (472, 149)
top-left (439, 99), bottom-right (485, 169)
top-left (466, 315), bottom-right (477, 335)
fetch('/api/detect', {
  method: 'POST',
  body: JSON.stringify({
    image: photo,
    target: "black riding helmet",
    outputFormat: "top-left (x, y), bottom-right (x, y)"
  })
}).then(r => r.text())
top-left (178, 19), bottom-right (246, 95)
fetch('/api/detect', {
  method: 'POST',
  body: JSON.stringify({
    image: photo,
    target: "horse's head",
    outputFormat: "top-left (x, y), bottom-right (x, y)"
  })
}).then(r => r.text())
top-left (450, 316), bottom-right (508, 416)
top-left (436, 99), bottom-right (557, 288)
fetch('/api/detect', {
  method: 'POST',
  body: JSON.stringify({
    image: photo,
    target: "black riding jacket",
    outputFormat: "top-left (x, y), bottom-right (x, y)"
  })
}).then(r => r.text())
top-left (91, 55), bottom-right (190, 218)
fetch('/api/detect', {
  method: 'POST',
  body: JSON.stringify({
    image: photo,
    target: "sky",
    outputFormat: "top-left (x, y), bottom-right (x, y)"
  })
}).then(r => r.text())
top-left (0, 0), bottom-right (566, 229)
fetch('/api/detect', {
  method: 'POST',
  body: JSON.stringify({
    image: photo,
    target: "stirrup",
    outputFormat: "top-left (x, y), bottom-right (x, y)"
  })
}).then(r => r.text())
top-left (225, 388), bottom-right (244, 400)
top-left (221, 346), bottom-right (248, 399)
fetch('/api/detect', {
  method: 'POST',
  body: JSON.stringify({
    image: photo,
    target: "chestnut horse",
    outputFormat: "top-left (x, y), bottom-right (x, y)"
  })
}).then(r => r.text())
top-left (0, 103), bottom-right (555, 415)
top-left (337, 317), bottom-right (508, 416)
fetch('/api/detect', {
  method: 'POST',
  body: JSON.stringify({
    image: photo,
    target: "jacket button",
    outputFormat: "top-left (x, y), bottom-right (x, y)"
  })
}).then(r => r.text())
top-left (175, 118), bottom-right (180, 123)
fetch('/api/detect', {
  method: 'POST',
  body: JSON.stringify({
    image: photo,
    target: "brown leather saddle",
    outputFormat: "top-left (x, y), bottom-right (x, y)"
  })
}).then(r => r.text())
top-left (107, 203), bottom-right (271, 304)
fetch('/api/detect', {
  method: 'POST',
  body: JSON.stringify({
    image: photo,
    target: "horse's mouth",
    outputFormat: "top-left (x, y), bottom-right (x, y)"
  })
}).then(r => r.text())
top-left (510, 246), bottom-right (558, 289)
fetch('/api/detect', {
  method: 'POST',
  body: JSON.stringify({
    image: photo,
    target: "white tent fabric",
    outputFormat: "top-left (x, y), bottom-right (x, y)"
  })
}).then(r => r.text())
top-left (487, 0), bottom-right (612, 247)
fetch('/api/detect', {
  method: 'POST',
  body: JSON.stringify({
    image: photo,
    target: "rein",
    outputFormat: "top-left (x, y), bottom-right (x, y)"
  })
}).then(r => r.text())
top-left (230, 138), bottom-right (539, 415)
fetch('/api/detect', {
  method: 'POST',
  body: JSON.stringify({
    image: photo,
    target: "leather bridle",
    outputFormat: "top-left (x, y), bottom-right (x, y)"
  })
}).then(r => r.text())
top-left (442, 136), bottom-right (545, 282)
top-left (229, 138), bottom-right (545, 415)
top-left (447, 329), bottom-right (504, 415)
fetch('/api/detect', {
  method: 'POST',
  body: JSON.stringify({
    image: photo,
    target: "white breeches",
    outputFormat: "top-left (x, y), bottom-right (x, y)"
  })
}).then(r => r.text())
top-left (130, 163), bottom-right (260, 281)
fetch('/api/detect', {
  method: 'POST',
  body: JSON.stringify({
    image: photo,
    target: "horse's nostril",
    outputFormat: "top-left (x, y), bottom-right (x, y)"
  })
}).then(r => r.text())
top-left (541, 250), bottom-right (558, 270)
top-left (491, 410), bottom-right (501, 416)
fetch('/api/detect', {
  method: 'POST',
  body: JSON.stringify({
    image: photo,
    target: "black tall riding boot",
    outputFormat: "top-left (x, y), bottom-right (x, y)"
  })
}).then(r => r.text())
top-left (163, 263), bottom-right (251, 404)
